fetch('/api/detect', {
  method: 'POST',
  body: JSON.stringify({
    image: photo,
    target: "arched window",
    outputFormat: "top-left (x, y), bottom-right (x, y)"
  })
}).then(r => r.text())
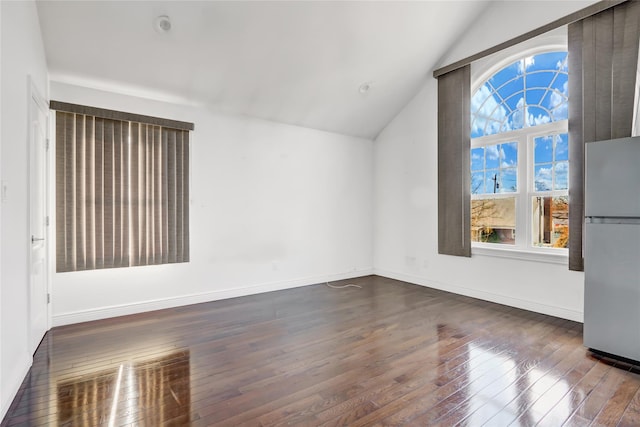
top-left (470, 51), bottom-right (569, 252)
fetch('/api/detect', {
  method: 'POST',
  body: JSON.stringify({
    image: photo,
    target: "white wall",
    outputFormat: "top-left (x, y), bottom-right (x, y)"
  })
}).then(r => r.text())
top-left (0, 0), bottom-right (49, 419)
top-left (51, 82), bottom-right (373, 325)
top-left (437, 0), bottom-right (598, 70)
top-left (373, 1), bottom-right (597, 323)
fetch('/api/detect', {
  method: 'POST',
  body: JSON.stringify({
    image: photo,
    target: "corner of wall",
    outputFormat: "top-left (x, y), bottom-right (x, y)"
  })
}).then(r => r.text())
top-left (0, 0), bottom-right (49, 420)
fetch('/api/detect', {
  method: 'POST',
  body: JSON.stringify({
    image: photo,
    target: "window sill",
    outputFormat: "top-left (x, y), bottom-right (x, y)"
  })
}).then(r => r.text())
top-left (472, 245), bottom-right (568, 265)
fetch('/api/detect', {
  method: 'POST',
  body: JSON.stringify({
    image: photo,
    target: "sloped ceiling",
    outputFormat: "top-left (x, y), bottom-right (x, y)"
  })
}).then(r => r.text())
top-left (36, 1), bottom-right (491, 139)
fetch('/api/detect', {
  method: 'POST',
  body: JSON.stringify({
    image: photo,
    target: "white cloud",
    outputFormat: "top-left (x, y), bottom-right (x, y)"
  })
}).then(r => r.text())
top-left (555, 163), bottom-right (569, 189)
top-left (471, 83), bottom-right (509, 136)
top-left (501, 159), bottom-right (516, 168)
top-left (486, 144), bottom-right (500, 160)
top-left (554, 162), bottom-right (568, 173)
top-left (517, 56), bottom-right (535, 74)
top-left (556, 140), bottom-right (568, 158)
top-left (528, 112), bottom-right (551, 127)
top-left (510, 97), bottom-right (526, 129)
top-left (549, 81), bottom-right (568, 120)
top-left (535, 166), bottom-right (553, 191)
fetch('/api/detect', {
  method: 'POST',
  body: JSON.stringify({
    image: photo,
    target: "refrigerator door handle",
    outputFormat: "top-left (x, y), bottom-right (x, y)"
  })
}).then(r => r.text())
top-left (585, 216), bottom-right (640, 225)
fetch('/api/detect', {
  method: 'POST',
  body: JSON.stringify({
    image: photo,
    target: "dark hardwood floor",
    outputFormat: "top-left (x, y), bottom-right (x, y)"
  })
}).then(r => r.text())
top-left (3, 275), bottom-right (640, 426)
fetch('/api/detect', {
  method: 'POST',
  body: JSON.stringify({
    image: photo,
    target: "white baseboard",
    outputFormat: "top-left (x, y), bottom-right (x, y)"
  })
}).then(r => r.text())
top-left (373, 268), bottom-right (584, 323)
top-left (52, 269), bottom-right (374, 327)
top-left (1, 357), bottom-right (31, 422)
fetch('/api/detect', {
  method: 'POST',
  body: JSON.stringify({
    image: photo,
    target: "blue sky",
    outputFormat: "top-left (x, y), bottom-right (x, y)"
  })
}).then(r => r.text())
top-left (471, 52), bottom-right (568, 138)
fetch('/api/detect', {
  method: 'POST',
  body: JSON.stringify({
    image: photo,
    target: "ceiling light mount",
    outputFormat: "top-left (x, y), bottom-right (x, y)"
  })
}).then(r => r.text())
top-left (359, 81), bottom-right (374, 94)
top-left (154, 15), bottom-right (172, 34)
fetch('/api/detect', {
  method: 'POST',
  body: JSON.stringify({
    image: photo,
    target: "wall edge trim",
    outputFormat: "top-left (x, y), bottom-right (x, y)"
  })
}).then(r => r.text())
top-left (373, 268), bottom-right (584, 323)
top-left (1, 358), bottom-right (31, 421)
top-left (52, 269), bottom-right (374, 327)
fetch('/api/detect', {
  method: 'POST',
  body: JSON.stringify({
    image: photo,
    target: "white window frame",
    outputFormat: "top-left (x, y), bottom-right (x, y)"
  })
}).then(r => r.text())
top-left (470, 31), bottom-right (569, 264)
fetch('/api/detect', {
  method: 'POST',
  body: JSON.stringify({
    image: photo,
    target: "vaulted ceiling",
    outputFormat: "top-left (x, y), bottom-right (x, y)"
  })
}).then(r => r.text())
top-left (36, 1), bottom-right (492, 139)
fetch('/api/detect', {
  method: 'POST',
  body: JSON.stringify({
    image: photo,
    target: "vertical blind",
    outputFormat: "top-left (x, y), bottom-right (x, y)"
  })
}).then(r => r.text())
top-left (568, 0), bottom-right (640, 271)
top-left (438, 65), bottom-right (471, 257)
top-left (55, 109), bottom-right (191, 272)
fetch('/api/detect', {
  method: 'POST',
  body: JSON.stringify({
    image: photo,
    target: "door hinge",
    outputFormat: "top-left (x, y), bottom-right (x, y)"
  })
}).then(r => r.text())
top-left (46, 139), bottom-right (50, 150)
top-left (46, 216), bottom-right (50, 226)
top-left (47, 293), bottom-right (50, 304)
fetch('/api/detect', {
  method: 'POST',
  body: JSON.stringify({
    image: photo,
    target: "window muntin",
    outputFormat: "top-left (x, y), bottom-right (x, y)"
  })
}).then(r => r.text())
top-left (470, 51), bottom-right (569, 253)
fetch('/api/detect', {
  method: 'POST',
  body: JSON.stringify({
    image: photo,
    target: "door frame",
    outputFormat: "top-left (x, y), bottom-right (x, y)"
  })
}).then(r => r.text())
top-left (27, 75), bottom-right (51, 353)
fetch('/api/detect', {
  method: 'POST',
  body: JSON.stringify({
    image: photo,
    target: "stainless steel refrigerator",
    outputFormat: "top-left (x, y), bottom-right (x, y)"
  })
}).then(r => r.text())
top-left (584, 136), bottom-right (640, 362)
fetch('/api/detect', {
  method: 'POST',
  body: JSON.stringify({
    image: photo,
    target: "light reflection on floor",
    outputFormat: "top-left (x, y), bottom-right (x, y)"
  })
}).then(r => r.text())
top-left (462, 343), bottom-right (571, 426)
top-left (56, 350), bottom-right (190, 426)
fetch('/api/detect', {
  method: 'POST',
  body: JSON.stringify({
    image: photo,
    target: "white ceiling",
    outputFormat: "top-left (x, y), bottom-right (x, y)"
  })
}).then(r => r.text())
top-left (36, 1), bottom-right (491, 139)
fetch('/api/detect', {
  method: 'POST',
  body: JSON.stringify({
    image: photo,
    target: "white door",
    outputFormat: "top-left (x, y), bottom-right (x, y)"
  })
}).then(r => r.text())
top-left (29, 80), bottom-right (49, 354)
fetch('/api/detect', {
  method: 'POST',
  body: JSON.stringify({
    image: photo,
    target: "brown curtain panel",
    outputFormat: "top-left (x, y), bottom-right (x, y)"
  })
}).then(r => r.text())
top-left (56, 111), bottom-right (190, 272)
top-left (568, 0), bottom-right (640, 271)
top-left (438, 65), bottom-right (471, 257)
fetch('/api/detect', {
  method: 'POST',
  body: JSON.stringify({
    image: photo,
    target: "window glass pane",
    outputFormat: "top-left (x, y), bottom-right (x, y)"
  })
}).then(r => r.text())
top-left (525, 89), bottom-right (546, 106)
top-left (471, 197), bottom-right (516, 245)
top-left (502, 142), bottom-right (517, 167)
top-left (485, 170), bottom-right (499, 193)
top-left (532, 196), bottom-right (569, 248)
top-left (534, 164), bottom-right (553, 191)
top-left (551, 100), bottom-right (568, 121)
top-left (555, 133), bottom-right (569, 161)
top-left (485, 145), bottom-right (501, 169)
top-left (503, 93), bottom-right (524, 115)
top-left (535, 51), bottom-right (568, 72)
top-left (554, 162), bottom-right (569, 190)
top-left (507, 102), bottom-right (525, 130)
top-left (497, 77), bottom-right (524, 102)
top-left (470, 142), bottom-right (518, 195)
top-left (526, 71), bottom-right (554, 90)
top-left (471, 83), bottom-right (505, 138)
top-left (527, 106), bottom-right (551, 127)
top-left (534, 133), bottom-right (569, 191)
top-left (549, 74), bottom-right (569, 102)
top-left (471, 83), bottom-right (492, 116)
top-left (489, 103), bottom-right (510, 125)
top-left (491, 63), bottom-right (520, 88)
top-left (471, 172), bottom-right (485, 194)
top-left (471, 147), bottom-right (484, 171)
top-left (534, 136), bottom-right (553, 163)
top-left (499, 122), bottom-right (510, 134)
top-left (500, 168), bottom-right (517, 193)
top-left (543, 81), bottom-right (569, 121)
